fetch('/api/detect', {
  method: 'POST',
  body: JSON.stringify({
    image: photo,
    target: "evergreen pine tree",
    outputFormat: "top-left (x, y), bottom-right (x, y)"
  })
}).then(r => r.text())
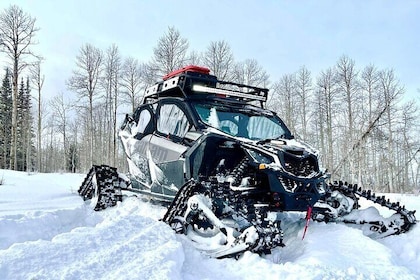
top-left (16, 77), bottom-right (26, 170)
top-left (16, 77), bottom-right (35, 171)
top-left (0, 69), bottom-right (13, 169)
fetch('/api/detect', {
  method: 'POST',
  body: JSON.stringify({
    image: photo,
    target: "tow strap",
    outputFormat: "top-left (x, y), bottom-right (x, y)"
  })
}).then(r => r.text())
top-left (302, 206), bottom-right (312, 240)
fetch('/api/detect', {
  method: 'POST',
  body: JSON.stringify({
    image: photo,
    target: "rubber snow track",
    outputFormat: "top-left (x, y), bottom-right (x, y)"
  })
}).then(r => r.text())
top-left (0, 170), bottom-right (419, 279)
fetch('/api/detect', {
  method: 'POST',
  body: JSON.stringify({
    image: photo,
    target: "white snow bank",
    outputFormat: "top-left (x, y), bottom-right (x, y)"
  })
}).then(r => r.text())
top-left (0, 169), bottom-right (419, 279)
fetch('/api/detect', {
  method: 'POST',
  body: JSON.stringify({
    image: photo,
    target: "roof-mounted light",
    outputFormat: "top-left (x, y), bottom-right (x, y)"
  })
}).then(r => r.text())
top-left (192, 84), bottom-right (267, 102)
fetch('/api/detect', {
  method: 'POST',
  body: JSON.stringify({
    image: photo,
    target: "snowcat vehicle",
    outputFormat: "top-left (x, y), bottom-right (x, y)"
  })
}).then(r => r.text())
top-left (78, 65), bottom-right (416, 258)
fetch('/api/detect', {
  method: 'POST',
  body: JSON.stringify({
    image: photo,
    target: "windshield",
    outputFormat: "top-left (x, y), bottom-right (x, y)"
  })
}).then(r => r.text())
top-left (193, 103), bottom-right (292, 140)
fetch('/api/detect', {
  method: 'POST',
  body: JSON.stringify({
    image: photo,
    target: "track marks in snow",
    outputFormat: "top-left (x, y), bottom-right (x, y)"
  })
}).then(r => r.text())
top-left (0, 201), bottom-right (184, 280)
top-left (0, 206), bottom-right (103, 250)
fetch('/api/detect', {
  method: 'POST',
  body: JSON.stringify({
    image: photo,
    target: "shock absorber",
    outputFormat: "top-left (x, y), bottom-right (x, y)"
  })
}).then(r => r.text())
top-left (229, 157), bottom-right (250, 186)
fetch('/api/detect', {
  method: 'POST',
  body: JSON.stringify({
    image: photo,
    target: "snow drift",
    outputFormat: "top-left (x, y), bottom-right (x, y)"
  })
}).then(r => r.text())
top-left (0, 169), bottom-right (419, 279)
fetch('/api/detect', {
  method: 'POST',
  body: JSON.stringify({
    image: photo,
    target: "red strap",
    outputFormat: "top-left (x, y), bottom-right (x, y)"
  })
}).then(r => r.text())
top-left (302, 206), bottom-right (312, 240)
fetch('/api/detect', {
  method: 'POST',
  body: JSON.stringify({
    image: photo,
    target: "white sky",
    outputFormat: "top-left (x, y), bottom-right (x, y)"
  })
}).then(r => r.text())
top-left (1, 0), bottom-right (419, 101)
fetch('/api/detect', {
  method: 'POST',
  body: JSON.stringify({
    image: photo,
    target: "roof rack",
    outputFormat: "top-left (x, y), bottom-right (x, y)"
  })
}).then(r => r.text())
top-left (143, 65), bottom-right (268, 107)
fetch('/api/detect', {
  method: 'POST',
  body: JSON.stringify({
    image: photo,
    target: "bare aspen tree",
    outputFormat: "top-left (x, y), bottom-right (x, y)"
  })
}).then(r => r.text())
top-left (336, 56), bottom-right (359, 136)
top-left (49, 92), bottom-right (73, 171)
top-left (271, 74), bottom-right (297, 133)
top-left (71, 105), bottom-right (89, 171)
top-left (110, 45), bottom-right (121, 166)
top-left (142, 64), bottom-right (159, 88)
top-left (29, 57), bottom-right (45, 172)
top-left (94, 103), bottom-right (106, 164)
top-left (67, 43), bottom-right (103, 166)
top-left (335, 55), bottom-right (359, 181)
top-left (295, 66), bottom-right (312, 140)
top-left (0, 5), bottom-right (39, 170)
top-left (102, 49), bottom-right (112, 163)
top-left (121, 56), bottom-right (144, 112)
top-left (397, 101), bottom-right (419, 191)
top-left (187, 50), bottom-right (202, 66)
top-left (360, 65), bottom-right (380, 187)
top-left (378, 69), bottom-right (404, 192)
top-left (149, 26), bottom-right (189, 79)
top-left (312, 87), bottom-right (326, 159)
top-left (44, 111), bottom-right (62, 171)
top-left (67, 117), bottom-right (81, 173)
top-left (361, 65), bottom-right (380, 125)
top-left (316, 68), bottom-right (338, 173)
top-left (101, 44), bottom-right (121, 166)
top-left (233, 59), bottom-right (270, 88)
top-left (203, 40), bottom-right (234, 81)
top-left (36, 97), bottom-right (49, 171)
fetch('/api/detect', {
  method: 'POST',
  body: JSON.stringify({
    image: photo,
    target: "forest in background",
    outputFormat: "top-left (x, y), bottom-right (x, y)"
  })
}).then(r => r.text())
top-left (0, 5), bottom-right (419, 193)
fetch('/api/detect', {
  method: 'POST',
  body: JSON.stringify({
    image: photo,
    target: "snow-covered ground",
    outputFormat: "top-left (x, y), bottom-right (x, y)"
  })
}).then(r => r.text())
top-left (0, 169), bottom-right (419, 280)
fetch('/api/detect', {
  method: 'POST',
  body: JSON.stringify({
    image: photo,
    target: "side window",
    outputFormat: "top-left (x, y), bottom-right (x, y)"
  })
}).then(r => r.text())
top-left (130, 105), bottom-right (154, 139)
top-left (157, 104), bottom-right (190, 138)
top-left (132, 109), bottom-right (152, 135)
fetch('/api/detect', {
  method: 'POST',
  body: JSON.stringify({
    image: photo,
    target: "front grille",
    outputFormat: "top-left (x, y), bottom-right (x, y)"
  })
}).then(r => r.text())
top-left (278, 174), bottom-right (325, 193)
top-left (282, 151), bottom-right (318, 177)
top-left (279, 175), bottom-right (315, 193)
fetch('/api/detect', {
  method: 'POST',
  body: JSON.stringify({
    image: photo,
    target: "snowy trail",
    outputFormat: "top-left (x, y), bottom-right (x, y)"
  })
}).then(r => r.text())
top-left (0, 200), bottom-right (184, 279)
top-left (0, 170), bottom-right (419, 279)
top-left (0, 206), bottom-right (102, 250)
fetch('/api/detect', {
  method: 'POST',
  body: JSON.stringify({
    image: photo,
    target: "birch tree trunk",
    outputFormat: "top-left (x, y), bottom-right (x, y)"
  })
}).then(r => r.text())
top-left (0, 5), bottom-right (39, 170)
top-left (67, 43), bottom-right (102, 167)
top-left (296, 66), bottom-right (312, 141)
